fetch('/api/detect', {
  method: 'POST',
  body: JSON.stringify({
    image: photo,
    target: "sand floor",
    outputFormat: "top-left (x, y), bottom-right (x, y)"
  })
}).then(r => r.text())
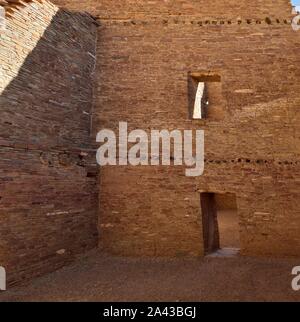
top-left (1, 250), bottom-right (300, 302)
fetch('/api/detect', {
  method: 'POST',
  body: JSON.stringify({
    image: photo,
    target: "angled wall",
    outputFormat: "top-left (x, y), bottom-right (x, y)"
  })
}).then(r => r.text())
top-left (0, 0), bottom-right (98, 285)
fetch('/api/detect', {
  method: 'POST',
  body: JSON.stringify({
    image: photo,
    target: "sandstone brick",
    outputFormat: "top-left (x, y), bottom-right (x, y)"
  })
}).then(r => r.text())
top-left (0, 0), bottom-right (98, 285)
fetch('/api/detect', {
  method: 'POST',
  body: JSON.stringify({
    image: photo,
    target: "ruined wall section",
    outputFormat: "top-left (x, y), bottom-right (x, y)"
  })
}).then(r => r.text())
top-left (52, 0), bottom-right (293, 20)
top-left (48, 1), bottom-right (300, 258)
top-left (94, 2), bottom-right (300, 258)
top-left (0, 0), bottom-right (99, 285)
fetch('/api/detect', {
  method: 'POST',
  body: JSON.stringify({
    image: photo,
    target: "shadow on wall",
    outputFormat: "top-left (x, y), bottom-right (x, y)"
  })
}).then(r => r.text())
top-left (0, 3), bottom-right (99, 286)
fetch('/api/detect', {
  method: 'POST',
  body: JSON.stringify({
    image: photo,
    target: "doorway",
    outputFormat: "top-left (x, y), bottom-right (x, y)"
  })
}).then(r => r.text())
top-left (200, 192), bottom-right (240, 256)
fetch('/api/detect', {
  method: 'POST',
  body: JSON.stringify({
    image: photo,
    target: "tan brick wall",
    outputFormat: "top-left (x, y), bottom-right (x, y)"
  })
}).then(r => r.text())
top-left (51, 0), bottom-right (300, 258)
top-left (92, 1), bottom-right (300, 258)
top-left (1, 0), bottom-right (300, 287)
top-left (0, 0), bottom-right (99, 285)
top-left (52, 0), bottom-right (293, 19)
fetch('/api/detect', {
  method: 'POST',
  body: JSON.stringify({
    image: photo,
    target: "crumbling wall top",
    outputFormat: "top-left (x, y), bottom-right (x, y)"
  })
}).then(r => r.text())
top-left (51, 0), bottom-right (293, 19)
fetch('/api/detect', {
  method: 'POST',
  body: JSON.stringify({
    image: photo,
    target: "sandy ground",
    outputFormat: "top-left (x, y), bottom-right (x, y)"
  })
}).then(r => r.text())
top-left (1, 250), bottom-right (300, 302)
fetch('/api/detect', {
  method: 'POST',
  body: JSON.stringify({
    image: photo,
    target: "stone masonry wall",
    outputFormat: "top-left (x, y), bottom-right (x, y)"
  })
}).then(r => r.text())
top-left (51, 0), bottom-right (300, 258)
top-left (0, 0), bottom-right (98, 285)
top-left (94, 1), bottom-right (300, 258)
top-left (53, 0), bottom-right (293, 19)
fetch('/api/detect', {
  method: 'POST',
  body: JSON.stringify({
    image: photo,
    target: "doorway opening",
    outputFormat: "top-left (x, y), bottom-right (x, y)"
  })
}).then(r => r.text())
top-left (200, 192), bottom-right (240, 257)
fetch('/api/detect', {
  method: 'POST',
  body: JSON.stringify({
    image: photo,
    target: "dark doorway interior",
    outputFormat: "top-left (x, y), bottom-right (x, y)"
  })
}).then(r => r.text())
top-left (200, 193), bottom-right (220, 255)
top-left (200, 192), bottom-right (240, 256)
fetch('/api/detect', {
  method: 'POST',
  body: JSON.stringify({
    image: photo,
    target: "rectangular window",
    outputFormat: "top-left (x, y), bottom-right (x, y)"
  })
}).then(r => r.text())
top-left (188, 72), bottom-right (223, 120)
